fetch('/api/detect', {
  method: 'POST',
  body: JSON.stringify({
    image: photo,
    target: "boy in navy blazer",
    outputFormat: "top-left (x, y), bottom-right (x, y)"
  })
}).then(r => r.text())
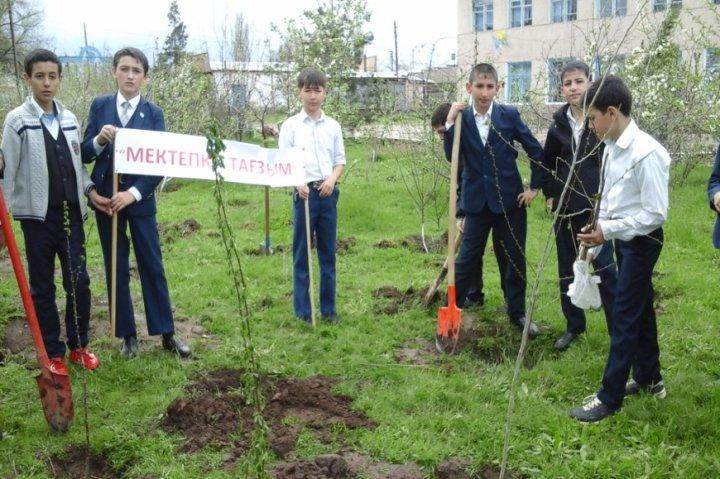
top-left (81, 47), bottom-right (190, 358)
top-left (444, 63), bottom-right (544, 336)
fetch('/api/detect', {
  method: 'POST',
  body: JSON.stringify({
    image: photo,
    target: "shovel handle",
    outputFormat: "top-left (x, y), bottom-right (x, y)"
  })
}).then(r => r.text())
top-left (447, 117), bottom-right (462, 286)
top-left (0, 187), bottom-right (50, 368)
top-left (110, 173), bottom-right (118, 339)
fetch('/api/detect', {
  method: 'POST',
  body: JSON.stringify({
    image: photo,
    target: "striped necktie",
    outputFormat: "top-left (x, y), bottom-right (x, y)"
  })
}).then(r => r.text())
top-left (120, 101), bottom-right (131, 127)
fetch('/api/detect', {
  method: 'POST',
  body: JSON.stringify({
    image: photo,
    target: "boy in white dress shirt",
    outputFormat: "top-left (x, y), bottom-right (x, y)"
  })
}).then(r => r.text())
top-left (279, 68), bottom-right (346, 324)
top-left (570, 75), bottom-right (670, 422)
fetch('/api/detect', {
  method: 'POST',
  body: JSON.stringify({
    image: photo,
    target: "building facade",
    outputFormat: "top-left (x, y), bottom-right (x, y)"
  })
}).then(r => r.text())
top-left (456, 0), bottom-right (719, 104)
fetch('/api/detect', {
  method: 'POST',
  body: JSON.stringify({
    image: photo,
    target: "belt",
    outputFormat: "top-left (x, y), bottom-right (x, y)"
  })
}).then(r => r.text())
top-left (307, 180), bottom-right (323, 188)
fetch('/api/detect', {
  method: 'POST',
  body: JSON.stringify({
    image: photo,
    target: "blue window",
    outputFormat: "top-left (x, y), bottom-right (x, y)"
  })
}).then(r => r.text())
top-left (597, 0), bottom-right (627, 17)
top-left (510, 0), bottom-right (533, 27)
top-left (506, 62), bottom-right (532, 102)
top-left (474, 0), bottom-right (494, 31)
top-left (551, 0), bottom-right (577, 22)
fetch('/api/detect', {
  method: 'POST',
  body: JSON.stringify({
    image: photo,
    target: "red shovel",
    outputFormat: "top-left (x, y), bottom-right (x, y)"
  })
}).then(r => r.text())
top-left (0, 187), bottom-right (74, 432)
top-left (436, 115), bottom-right (463, 354)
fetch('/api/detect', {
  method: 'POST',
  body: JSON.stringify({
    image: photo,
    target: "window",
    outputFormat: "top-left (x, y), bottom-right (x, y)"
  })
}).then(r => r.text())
top-left (506, 62), bottom-right (532, 103)
top-left (592, 54), bottom-right (626, 78)
top-left (652, 0), bottom-right (682, 11)
top-left (510, 0), bottom-right (533, 27)
top-left (230, 84), bottom-right (246, 110)
top-left (547, 57), bottom-right (574, 103)
top-left (596, 0), bottom-right (627, 17)
top-left (551, 0), bottom-right (577, 22)
top-left (707, 48), bottom-right (720, 77)
top-left (474, 0), bottom-right (494, 31)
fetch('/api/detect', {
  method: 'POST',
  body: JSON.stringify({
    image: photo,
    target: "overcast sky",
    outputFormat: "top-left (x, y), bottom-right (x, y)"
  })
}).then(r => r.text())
top-left (41, 0), bottom-right (457, 71)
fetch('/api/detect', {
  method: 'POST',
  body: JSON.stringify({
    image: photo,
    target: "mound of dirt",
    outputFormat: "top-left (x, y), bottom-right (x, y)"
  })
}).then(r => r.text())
top-left (336, 236), bottom-right (356, 254)
top-left (48, 445), bottom-right (119, 479)
top-left (272, 454), bottom-right (354, 479)
top-left (158, 219), bottom-right (202, 242)
top-left (371, 286), bottom-right (434, 315)
top-left (161, 370), bottom-right (376, 467)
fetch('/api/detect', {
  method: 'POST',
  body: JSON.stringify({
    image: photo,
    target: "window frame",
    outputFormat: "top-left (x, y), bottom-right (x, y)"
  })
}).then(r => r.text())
top-left (505, 61), bottom-right (533, 103)
top-left (596, 0), bottom-right (627, 17)
top-left (509, 0), bottom-right (533, 28)
top-left (474, 0), bottom-right (494, 32)
top-left (550, 0), bottom-right (577, 22)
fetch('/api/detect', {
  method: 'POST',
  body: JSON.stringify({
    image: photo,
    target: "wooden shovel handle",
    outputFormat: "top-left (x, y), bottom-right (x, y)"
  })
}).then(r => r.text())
top-left (447, 118), bottom-right (462, 286)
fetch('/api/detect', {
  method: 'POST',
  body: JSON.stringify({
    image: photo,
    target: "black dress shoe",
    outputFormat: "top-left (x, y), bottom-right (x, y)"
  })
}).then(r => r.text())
top-left (569, 395), bottom-right (618, 422)
top-left (120, 336), bottom-right (138, 359)
top-left (511, 317), bottom-right (540, 338)
top-left (162, 335), bottom-right (191, 358)
top-left (554, 331), bottom-right (580, 350)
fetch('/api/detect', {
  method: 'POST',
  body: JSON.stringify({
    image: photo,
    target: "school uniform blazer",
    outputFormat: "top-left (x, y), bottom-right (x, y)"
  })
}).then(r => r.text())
top-left (707, 143), bottom-right (720, 248)
top-left (444, 103), bottom-right (544, 215)
top-left (81, 94), bottom-right (165, 217)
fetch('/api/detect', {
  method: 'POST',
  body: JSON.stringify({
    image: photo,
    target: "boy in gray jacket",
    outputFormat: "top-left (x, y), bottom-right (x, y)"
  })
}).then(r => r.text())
top-left (1, 49), bottom-right (103, 374)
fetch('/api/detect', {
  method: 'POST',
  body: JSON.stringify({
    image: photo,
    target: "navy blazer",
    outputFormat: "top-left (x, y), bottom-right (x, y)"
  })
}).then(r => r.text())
top-left (707, 143), bottom-right (720, 248)
top-left (445, 103), bottom-right (544, 215)
top-left (81, 94), bottom-right (165, 216)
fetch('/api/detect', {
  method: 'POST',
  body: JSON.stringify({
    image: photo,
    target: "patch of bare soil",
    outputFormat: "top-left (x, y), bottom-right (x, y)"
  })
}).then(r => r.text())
top-left (157, 219), bottom-right (202, 243)
top-left (246, 244), bottom-right (288, 255)
top-left (48, 445), bottom-right (119, 479)
top-left (394, 314), bottom-right (554, 368)
top-left (336, 236), bottom-right (356, 254)
top-left (373, 232), bottom-right (448, 253)
top-left (372, 286), bottom-right (434, 315)
top-left (373, 239), bottom-right (396, 249)
top-left (160, 370), bottom-right (376, 467)
top-left (436, 457), bottom-right (527, 479)
top-left (273, 452), bottom-right (424, 479)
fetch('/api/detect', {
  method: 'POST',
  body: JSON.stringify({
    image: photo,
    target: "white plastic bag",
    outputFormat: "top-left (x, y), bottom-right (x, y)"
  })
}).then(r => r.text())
top-left (567, 259), bottom-right (602, 310)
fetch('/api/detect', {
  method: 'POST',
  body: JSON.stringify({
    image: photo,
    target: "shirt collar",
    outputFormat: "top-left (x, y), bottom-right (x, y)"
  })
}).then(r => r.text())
top-left (29, 96), bottom-right (57, 119)
top-left (613, 119), bottom-right (638, 150)
top-left (472, 101), bottom-right (493, 120)
top-left (117, 91), bottom-right (141, 110)
top-left (300, 108), bottom-right (325, 123)
top-left (566, 106), bottom-right (581, 127)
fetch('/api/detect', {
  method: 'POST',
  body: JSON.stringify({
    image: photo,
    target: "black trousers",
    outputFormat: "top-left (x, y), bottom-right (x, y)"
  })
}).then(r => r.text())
top-left (20, 205), bottom-right (91, 358)
top-left (455, 205), bottom-right (526, 320)
top-left (554, 211), bottom-right (618, 334)
top-left (597, 229), bottom-right (663, 410)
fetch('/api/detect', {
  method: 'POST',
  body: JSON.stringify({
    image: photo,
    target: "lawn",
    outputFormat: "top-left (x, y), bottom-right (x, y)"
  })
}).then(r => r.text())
top-left (1, 138), bottom-right (719, 478)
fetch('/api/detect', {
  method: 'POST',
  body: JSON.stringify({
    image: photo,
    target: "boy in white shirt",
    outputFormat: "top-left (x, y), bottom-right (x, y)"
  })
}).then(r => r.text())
top-left (279, 68), bottom-right (345, 324)
top-left (570, 75), bottom-right (670, 422)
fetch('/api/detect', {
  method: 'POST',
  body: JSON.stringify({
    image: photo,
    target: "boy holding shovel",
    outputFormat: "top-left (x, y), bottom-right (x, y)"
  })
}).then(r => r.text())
top-left (280, 68), bottom-right (345, 325)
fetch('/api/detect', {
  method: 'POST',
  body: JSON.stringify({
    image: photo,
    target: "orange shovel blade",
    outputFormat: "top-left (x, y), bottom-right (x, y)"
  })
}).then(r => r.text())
top-left (436, 285), bottom-right (462, 353)
top-left (36, 367), bottom-right (74, 432)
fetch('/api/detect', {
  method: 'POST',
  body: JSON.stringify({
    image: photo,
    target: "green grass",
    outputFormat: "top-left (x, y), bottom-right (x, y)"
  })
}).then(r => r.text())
top-left (1, 139), bottom-right (719, 478)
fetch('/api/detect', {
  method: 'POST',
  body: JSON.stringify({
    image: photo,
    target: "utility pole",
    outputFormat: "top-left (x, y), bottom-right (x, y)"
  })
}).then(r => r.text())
top-left (393, 20), bottom-right (399, 78)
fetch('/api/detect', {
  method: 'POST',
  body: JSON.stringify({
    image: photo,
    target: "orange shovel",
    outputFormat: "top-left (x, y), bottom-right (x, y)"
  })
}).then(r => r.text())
top-left (436, 115), bottom-right (463, 354)
top-left (0, 187), bottom-right (74, 432)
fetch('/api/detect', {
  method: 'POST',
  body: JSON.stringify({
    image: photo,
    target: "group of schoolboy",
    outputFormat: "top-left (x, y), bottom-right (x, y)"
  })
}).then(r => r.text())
top-left (0, 46), bottom-right (674, 424)
top-left (0, 47), bottom-right (190, 377)
top-left (431, 61), bottom-right (670, 422)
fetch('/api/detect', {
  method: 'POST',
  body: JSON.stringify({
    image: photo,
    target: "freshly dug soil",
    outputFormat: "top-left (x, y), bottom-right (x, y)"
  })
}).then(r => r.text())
top-left (274, 452), bottom-right (425, 479)
top-left (371, 285), bottom-right (435, 315)
top-left (48, 445), bottom-right (119, 479)
top-left (160, 369), bottom-right (376, 467)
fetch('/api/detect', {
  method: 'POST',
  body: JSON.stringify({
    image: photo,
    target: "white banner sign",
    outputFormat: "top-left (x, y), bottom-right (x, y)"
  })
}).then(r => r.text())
top-left (114, 129), bottom-right (306, 187)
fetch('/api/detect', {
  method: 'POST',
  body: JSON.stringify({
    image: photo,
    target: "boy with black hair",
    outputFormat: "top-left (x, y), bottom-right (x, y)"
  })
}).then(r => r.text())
top-left (280, 68), bottom-right (345, 324)
top-left (570, 75), bottom-right (670, 422)
top-left (431, 102), bottom-right (506, 309)
top-left (82, 47), bottom-right (190, 359)
top-left (542, 60), bottom-right (618, 351)
top-left (444, 63), bottom-right (545, 337)
top-left (1, 49), bottom-right (100, 373)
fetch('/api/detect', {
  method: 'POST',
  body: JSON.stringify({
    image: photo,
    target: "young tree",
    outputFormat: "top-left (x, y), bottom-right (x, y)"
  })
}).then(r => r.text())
top-left (158, 0), bottom-right (188, 67)
top-left (0, 0), bottom-right (43, 72)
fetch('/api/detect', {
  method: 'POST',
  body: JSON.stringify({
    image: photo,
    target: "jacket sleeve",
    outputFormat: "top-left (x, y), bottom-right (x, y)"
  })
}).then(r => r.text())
top-left (443, 124), bottom-right (455, 162)
top-left (0, 117), bottom-right (21, 206)
top-left (708, 143), bottom-right (720, 211)
top-left (81, 98), bottom-right (104, 163)
top-left (512, 109), bottom-right (544, 190)
top-left (130, 106), bottom-right (165, 199)
top-left (541, 124), bottom-right (561, 199)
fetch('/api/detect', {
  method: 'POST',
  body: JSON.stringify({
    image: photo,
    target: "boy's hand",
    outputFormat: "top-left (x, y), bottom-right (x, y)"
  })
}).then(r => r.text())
top-left (456, 217), bottom-right (465, 234)
top-left (578, 223), bottom-right (604, 247)
top-left (96, 125), bottom-right (119, 146)
top-left (517, 188), bottom-right (538, 207)
top-left (110, 191), bottom-right (136, 213)
top-left (88, 190), bottom-right (112, 216)
top-left (714, 192), bottom-right (720, 213)
top-left (445, 102), bottom-right (466, 126)
top-left (317, 178), bottom-right (336, 198)
top-left (546, 197), bottom-right (554, 210)
top-left (296, 184), bottom-right (310, 200)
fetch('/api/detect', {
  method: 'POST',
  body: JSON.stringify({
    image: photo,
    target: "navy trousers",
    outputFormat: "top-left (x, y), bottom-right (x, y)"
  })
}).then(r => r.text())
top-left (20, 205), bottom-right (91, 357)
top-left (293, 187), bottom-right (338, 319)
top-left (455, 205), bottom-right (526, 320)
top-left (95, 210), bottom-right (174, 338)
top-left (555, 211), bottom-right (618, 334)
top-left (597, 229), bottom-right (663, 410)
top-left (465, 225), bottom-right (509, 305)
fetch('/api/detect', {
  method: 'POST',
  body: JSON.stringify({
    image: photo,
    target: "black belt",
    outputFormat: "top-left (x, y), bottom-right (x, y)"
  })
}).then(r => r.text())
top-left (307, 180), bottom-right (323, 188)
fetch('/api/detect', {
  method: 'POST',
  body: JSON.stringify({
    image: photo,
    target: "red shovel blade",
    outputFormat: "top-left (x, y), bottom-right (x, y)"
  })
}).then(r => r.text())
top-left (36, 367), bottom-right (74, 432)
top-left (436, 285), bottom-right (462, 354)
